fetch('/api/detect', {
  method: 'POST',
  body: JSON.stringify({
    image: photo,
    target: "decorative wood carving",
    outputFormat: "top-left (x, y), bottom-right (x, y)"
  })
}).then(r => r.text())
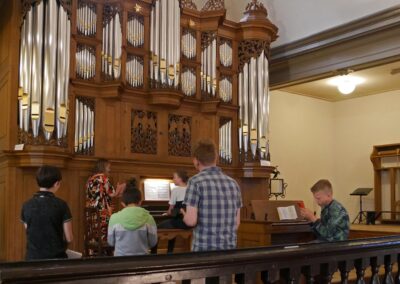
top-left (103, 3), bottom-right (120, 26)
top-left (245, 0), bottom-right (267, 14)
top-left (59, 0), bottom-right (72, 16)
top-left (201, 0), bottom-right (224, 11)
top-left (18, 129), bottom-right (68, 147)
top-left (201, 31), bottom-right (217, 50)
top-left (238, 39), bottom-right (269, 71)
top-left (131, 110), bottom-right (157, 154)
top-left (180, 0), bottom-right (197, 10)
top-left (168, 114), bottom-right (191, 157)
top-left (21, 0), bottom-right (37, 20)
top-left (77, 96), bottom-right (95, 111)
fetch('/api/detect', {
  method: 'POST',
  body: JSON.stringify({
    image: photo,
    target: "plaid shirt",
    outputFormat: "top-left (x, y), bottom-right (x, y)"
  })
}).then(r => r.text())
top-left (312, 199), bottom-right (349, 242)
top-left (184, 166), bottom-right (242, 251)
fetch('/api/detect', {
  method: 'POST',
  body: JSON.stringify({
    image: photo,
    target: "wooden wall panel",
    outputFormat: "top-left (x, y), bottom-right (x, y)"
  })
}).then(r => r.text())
top-left (0, 80), bottom-right (8, 140)
top-left (0, 174), bottom-right (5, 261)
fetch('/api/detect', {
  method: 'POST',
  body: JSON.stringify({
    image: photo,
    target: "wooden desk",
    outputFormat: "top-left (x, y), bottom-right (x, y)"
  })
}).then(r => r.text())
top-left (350, 224), bottom-right (400, 239)
top-left (238, 219), bottom-right (315, 248)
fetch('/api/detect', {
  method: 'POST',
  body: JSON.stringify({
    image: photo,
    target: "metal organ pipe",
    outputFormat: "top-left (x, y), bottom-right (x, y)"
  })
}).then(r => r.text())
top-left (150, 0), bottom-right (180, 88)
top-left (31, 2), bottom-right (44, 137)
top-left (238, 50), bottom-right (271, 159)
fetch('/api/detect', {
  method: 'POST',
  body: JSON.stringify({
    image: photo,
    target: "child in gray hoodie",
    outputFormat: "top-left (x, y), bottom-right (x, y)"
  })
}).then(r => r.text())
top-left (107, 179), bottom-right (157, 256)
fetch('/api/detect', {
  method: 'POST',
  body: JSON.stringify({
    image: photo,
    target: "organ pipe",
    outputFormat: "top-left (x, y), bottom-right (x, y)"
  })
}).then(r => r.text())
top-left (238, 51), bottom-right (270, 160)
top-left (102, 7), bottom-right (122, 80)
top-left (126, 55), bottom-right (144, 88)
top-left (219, 120), bottom-right (232, 164)
top-left (77, 1), bottom-right (96, 37)
top-left (201, 33), bottom-right (217, 97)
top-left (18, 0), bottom-right (70, 142)
top-left (150, 0), bottom-right (180, 88)
top-left (127, 14), bottom-right (144, 47)
top-left (75, 97), bottom-right (95, 155)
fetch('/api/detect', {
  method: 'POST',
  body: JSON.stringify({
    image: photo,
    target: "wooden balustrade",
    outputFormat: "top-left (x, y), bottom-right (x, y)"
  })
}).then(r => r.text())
top-left (1, 236), bottom-right (400, 283)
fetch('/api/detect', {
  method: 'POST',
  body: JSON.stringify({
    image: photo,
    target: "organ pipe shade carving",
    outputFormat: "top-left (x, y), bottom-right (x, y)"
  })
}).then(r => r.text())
top-left (126, 55), bottom-right (144, 88)
top-left (74, 97), bottom-right (95, 155)
top-left (150, 0), bottom-right (180, 89)
top-left (18, 0), bottom-right (71, 144)
top-left (182, 29), bottom-right (196, 60)
top-left (201, 32), bottom-right (217, 99)
top-left (127, 13), bottom-right (144, 47)
top-left (131, 110), bottom-right (157, 154)
top-left (181, 67), bottom-right (196, 97)
top-left (219, 118), bottom-right (232, 165)
top-left (102, 4), bottom-right (122, 80)
top-left (77, 1), bottom-right (96, 37)
top-left (219, 76), bottom-right (232, 103)
top-left (76, 44), bottom-right (96, 80)
top-left (168, 115), bottom-right (191, 157)
top-left (238, 49), bottom-right (270, 161)
top-left (219, 39), bottom-right (232, 67)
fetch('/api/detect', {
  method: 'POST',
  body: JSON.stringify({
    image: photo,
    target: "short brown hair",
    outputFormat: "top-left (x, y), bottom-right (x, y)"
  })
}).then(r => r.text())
top-left (193, 139), bottom-right (217, 166)
top-left (311, 179), bottom-right (333, 194)
top-left (93, 158), bottom-right (110, 174)
top-left (175, 170), bottom-right (189, 183)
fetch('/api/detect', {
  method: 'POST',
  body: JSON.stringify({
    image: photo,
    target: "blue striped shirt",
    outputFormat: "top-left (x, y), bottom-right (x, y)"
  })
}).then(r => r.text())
top-left (184, 167), bottom-right (242, 251)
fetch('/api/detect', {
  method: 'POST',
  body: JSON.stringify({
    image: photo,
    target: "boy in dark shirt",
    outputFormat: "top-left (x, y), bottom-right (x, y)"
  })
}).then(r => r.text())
top-left (21, 165), bottom-right (73, 260)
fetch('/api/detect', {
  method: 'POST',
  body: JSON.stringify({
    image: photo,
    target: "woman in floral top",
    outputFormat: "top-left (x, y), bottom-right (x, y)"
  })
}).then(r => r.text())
top-left (86, 159), bottom-right (125, 244)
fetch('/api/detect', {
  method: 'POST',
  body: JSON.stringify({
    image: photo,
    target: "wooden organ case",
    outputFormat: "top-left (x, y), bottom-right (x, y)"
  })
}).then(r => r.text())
top-left (0, 0), bottom-right (277, 261)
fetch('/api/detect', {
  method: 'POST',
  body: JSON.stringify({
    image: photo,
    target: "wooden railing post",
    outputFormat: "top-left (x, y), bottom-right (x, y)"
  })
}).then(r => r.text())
top-left (320, 262), bottom-right (337, 284)
top-left (395, 254), bottom-right (400, 284)
top-left (354, 258), bottom-right (369, 284)
top-left (383, 255), bottom-right (395, 284)
top-left (370, 256), bottom-right (383, 284)
top-left (338, 260), bottom-right (353, 284)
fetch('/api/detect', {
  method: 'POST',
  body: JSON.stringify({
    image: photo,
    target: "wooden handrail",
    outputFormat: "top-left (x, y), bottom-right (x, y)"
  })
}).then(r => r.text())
top-left (1, 236), bottom-right (400, 283)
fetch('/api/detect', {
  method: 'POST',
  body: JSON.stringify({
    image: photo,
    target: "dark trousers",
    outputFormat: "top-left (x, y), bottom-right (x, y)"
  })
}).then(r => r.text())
top-left (157, 218), bottom-right (190, 253)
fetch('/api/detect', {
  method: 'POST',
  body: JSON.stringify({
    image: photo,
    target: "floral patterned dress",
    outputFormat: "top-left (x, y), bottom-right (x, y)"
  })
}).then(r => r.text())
top-left (86, 173), bottom-right (115, 243)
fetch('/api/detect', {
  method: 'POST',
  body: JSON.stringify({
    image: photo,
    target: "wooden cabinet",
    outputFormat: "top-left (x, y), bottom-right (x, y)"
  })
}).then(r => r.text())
top-left (371, 143), bottom-right (400, 222)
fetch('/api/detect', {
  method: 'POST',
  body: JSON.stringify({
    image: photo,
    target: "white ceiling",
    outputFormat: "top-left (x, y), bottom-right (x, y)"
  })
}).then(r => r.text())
top-left (194, 0), bottom-right (400, 47)
top-left (279, 62), bottom-right (400, 102)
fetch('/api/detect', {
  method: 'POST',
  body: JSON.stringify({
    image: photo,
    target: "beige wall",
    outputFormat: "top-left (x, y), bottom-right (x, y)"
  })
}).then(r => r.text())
top-left (269, 90), bottom-right (400, 219)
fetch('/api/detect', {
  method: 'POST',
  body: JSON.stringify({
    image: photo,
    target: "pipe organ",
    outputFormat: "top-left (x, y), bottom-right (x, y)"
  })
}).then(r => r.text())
top-left (238, 45), bottom-right (270, 161)
top-left (182, 29), bottom-right (196, 60)
top-left (77, 1), bottom-right (96, 37)
top-left (127, 13), bottom-right (144, 47)
top-left (102, 5), bottom-right (122, 80)
top-left (201, 32), bottom-right (217, 98)
top-left (74, 97), bottom-right (95, 155)
top-left (126, 55), bottom-right (144, 88)
top-left (181, 67), bottom-right (196, 97)
top-left (76, 45), bottom-right (96, 80)
top-left (4, 0), bottom-right (279, 261)
top-left (219, 39), bottom-right (233, 68)
top-left (18, 0), bottom-right (70, 144)
top-left (219, 119), bottom-right (232, 165)
top-left (150, 0), bottom-right (180, 88)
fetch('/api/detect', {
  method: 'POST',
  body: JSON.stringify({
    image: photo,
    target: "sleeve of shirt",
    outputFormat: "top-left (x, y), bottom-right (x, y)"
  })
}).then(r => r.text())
top-left (235, 182), bottom-right (243, 209)
top-left (169, 189), bottom-right (177, 206)
top-left (20, 204), bottom-right (27, 224)
top-left (63, 202), bottom-right (73, 223)
top-left (105, 177), bottom-right (115, 196)
top-left (107, 218), bottom-right (115, 247)
top-left (184, 180), bottom-right (200, 208)
top-left (311, 206), bottom-right (349, 241)
top-left (147, 215), bottom-right (158, 248)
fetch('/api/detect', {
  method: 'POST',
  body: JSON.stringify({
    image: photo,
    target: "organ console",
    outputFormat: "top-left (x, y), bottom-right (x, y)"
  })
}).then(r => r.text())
top-left (0, 0), bottom-right (278, 261)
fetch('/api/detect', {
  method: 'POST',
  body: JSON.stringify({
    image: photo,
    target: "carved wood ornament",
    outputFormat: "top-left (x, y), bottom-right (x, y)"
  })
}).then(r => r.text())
top-left (238, 39), bottom-right (269, 71)
top-left (131, 110), bottom-right (158, 154)
top-left (201, 0), bottom-right (224, 11)
top-left (168, 114), bottom-right (191, 157)
top-left (244, 0), bottom-right (267, 14)
top-left (180, 0), bottom-right (197, 10)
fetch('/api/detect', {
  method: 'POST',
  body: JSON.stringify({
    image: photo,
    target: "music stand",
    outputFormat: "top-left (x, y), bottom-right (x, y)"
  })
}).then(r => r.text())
top-left (350, 188), bottom-right (373, 224)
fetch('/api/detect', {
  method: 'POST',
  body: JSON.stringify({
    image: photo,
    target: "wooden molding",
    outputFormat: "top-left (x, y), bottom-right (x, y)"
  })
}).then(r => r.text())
top-left (148, 90), bottom-right (184, 108)
top-left (270, 5), bottom-right (400, 88)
